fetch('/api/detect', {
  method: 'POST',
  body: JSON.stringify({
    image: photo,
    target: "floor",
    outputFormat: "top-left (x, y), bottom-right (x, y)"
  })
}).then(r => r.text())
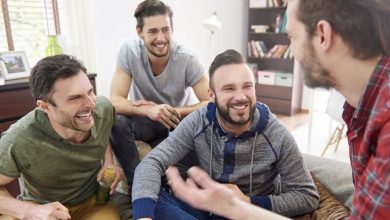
top-left (277, 106), bottom-right (350, 163)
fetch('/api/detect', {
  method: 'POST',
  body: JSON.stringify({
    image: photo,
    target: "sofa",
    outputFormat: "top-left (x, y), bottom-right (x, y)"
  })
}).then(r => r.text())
top-left (111, 144), bottom-right (354, 220)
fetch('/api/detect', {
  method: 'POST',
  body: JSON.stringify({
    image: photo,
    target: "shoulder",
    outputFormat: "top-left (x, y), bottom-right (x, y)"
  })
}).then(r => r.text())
top-left (171, 41), bottom-right (200, 61)
top-left (0, 109), bottom-right (43, 145)
top-left (94, 96), bottom-right (115, 120)
top-left (119, 39), bottom-right (143, 57)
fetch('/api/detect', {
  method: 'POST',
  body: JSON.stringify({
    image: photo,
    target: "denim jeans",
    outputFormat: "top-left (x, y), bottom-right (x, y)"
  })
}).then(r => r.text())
top-left (155, 190), bottom-right (227, 220)
top-left (110, 114), bottom-right (199, 195)
top-left (110, 115), bottom-right (168, 194)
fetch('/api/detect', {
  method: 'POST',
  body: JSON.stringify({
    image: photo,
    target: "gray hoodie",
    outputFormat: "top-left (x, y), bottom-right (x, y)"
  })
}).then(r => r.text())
top-left (132, 102), bottom-right (319, 218)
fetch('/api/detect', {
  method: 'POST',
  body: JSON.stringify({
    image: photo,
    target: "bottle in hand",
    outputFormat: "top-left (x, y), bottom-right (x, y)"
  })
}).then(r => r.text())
top-left (96, 166), bottom-right (116, 205)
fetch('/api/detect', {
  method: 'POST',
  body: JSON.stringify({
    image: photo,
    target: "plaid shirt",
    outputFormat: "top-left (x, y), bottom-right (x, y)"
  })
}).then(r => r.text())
top-left (343, 56), bottom-right (390, 219)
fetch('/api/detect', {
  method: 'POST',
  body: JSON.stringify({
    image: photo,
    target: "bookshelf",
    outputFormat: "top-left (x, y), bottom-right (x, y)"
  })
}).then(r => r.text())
top-left (248, 0), bottom-right (302, 115)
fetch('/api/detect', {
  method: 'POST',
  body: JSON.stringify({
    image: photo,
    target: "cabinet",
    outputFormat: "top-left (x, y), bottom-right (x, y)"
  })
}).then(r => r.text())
top-left (0, 74), bottom-right (97, 197)
top-left (248, 2), bottom-right (302, 115)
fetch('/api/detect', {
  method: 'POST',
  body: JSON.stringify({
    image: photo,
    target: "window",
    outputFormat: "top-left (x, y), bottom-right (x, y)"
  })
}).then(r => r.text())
top-left (0, 0), bottom-right (60, 64)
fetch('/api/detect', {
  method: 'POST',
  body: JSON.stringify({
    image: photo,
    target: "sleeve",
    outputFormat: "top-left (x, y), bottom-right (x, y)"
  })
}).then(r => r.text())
top-left (116, 42), bottom-right (132, 76)
top-left (185, 53), bottom-right (206, 87)
top-left (269, 123), bottom-right (320, 217)
top-left (131, 111), bottom-right (201, 219)
top-left (348, 118), bottom-right (390, 219)
top-left (0, 136), bottom-right (21, 178)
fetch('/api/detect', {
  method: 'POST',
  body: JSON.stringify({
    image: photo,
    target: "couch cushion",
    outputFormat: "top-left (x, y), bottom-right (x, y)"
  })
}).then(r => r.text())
top-left (302, 154), bottom-right (354, 208)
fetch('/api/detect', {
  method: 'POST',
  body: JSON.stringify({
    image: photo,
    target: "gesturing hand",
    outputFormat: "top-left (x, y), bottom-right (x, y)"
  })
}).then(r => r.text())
top-left (166, 166), bottom-right (237, 217)
top-left (146, 104), bottom-right (181, 129)
top-left (223, 183), bottom-right (251, 203)
top-left (23, 201), bottom-right (71, 220)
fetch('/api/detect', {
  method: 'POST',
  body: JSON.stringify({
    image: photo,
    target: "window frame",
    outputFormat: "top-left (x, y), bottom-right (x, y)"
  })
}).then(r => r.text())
top-left (1, 0), bottom-right (61, 51)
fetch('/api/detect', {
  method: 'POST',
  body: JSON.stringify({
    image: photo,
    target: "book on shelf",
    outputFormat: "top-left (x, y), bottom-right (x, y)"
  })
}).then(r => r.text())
top-left (248, 41), bottom-right (268, 58)
top-left (266, 44), bottom-right (289, 58)
top-left (251, 25), bottom-right (269, 33)
top-left (249, 0), bottom-right (267, 8)
top-left (266, 0), bottom-right (286, 7)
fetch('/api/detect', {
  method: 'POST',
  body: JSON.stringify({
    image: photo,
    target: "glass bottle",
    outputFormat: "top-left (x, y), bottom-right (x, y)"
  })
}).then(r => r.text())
top-left (95, 166), bottom-right (116, 205)
top-left (45, 35), bottom-right (63, 56)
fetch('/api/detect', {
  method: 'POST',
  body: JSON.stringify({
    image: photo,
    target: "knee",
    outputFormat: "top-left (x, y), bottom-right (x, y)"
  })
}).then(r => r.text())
top-left (111, 114), bottom-right (135, 136)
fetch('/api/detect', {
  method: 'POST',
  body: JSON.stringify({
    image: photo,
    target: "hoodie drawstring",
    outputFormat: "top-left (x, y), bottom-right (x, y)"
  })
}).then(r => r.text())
top-left (249, 132), bottom-right (258, 196)
top-left (209, 122), bottom-right (214, 179)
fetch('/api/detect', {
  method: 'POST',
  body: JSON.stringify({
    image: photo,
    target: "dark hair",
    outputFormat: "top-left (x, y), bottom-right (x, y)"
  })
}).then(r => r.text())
top-left (297, 0), bottom-right (390, 59)
top-left (134, 0), bottom-right (173, 30)
top-left (209, 49), bottom-right (245, 89)
top-left (29, 54), bottom-right (87, 104)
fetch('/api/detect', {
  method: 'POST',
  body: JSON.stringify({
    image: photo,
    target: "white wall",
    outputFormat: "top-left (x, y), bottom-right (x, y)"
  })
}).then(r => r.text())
top-left (68, 0), bottom-right (247, 97)
top-left (60, 0), bottom-right (312, 109)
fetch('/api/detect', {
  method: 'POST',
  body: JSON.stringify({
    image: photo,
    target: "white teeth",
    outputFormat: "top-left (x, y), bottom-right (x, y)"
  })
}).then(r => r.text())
top-left (155, 44), bottom-right (165, 48)
top-left (77, 112), bottom-right (90, 118)
top-left (231, 105), bottom-right (246, 109)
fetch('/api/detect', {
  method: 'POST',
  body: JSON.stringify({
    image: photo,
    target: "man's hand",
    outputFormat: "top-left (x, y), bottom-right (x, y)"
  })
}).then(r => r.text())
top-left (23, 202), bottom-right (71, 220)
top-left (97, 165), bottom-right (124, 195)
top-left (223, 184), bottom-right (251, 203)
top-left (166, 166), bottom-right (237, 217)
top-left (145, 104), bottom-right (181, 129)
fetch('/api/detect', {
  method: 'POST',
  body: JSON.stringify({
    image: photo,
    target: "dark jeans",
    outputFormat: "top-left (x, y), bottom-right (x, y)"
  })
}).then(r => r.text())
top-left (110, 114), bottom-right (198, 194)
top-left (155, 190), bottom-right (227, 220)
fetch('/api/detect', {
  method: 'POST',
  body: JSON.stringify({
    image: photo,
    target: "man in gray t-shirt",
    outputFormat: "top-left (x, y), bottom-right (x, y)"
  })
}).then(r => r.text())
top-left (109, 0), bottom-right (209, 199)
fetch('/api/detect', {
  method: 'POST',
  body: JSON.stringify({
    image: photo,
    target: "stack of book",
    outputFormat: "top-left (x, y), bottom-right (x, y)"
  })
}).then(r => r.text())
top-left (248, 41), bottom-right (292, 59)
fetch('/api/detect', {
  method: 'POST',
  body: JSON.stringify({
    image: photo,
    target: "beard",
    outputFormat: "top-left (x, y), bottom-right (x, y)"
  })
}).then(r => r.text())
top-left (215, 96), bottom-right (256, 126)
top-left (145, 41), bottom-right (170, 58)
top-left (300, 41), bottom-right (336, 89)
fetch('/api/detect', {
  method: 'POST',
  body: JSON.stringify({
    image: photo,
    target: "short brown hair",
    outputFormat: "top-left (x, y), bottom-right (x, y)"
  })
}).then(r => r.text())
top-left (134, 0), bottom-right (173, 30)
top-left (296, 0), bottom-right (390, 59)
top-left (29, 54), bottom-right (87, 105)
top-left (209, 50), bottom-right (245, 89)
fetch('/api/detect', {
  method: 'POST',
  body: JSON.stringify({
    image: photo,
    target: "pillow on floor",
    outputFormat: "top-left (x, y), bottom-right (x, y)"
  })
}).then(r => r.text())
top-left (294, 174), bottom-right (350, 220)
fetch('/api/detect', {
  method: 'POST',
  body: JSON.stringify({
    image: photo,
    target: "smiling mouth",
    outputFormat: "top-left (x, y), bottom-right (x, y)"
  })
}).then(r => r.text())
top-left (76, 111), bottom-right (92, 120)
top-left (230, 104), bottom-right (248, 110)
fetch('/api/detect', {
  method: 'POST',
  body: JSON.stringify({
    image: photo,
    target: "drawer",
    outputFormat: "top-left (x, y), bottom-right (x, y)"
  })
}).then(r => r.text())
top-left (0, 88), bottom-right (36, 121)
top-left (257, 96), bottom-right (292, 115)
top-left (255, 84), bottom-right (292, 100)
top-left (275, 73), bottom-right (293, 87)
top-left (257, 71), bottom-right (275, 85)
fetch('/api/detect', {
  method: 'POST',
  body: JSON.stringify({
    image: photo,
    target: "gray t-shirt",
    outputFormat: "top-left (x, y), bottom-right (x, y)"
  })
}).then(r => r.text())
top-left (117, 39), bottom-right (205, 106)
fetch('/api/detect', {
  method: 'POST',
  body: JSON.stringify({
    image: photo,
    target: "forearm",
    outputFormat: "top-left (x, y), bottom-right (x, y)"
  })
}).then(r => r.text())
top-left (175, 100), bottom-right (209, 118)
top-left (0, 187), bottom-right (31, 218)
top-left (110, 96), bottom-right (150, 117)
top-left (229, 197), bottom-right (290, 220)
top-left (103, 143), bottom-right (114, 166)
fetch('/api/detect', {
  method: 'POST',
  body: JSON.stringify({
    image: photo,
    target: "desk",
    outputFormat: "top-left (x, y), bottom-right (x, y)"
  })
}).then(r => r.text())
top-left (0, 74), bottom-right (97, 197)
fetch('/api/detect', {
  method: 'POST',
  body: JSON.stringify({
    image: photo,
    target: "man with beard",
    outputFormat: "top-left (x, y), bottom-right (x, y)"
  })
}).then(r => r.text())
top-left (0, 55), bottom-right (123, 219)
top-left (109, 0), bottom-right (209, 201)
top-left (165, 0), bottom-right (390, 219)
top-left (131, 49), bottom-right (319, 219)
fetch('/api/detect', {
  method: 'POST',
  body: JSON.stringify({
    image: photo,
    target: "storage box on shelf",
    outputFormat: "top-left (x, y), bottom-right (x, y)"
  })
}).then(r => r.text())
top-left (248, 0), bottom-right (303, 115)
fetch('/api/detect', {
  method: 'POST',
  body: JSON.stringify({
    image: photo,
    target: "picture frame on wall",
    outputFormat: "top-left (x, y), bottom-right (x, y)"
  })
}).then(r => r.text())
top-left (0, 51), bottom-right (31, 80)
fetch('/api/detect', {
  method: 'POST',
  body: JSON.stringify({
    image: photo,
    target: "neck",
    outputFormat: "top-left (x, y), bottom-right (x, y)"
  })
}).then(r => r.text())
top-left (49, 118), bottom-right (91, 144)
top-left (331, 55), bottom-right (382, 107)
top-left (148, 52), bottom-right (169, 76)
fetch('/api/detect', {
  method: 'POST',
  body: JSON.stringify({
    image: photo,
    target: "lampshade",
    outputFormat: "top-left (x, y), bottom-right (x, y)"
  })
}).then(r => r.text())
top-left (203, 12), bottom-right (222, 33)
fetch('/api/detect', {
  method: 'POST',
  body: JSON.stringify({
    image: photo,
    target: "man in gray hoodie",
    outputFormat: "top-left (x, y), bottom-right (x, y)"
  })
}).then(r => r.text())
top-left (132, 49), bottom-right (319, 219)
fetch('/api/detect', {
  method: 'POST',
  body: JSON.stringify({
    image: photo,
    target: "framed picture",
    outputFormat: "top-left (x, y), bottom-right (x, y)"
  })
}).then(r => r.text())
top-left (0, 51), bottom-right (31, 80)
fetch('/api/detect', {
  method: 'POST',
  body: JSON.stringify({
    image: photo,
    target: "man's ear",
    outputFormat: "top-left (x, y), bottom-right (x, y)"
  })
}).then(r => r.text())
top-left (37, 100), bottom-right (50, 113)
top-left (136, 26), bottom-right (143, 38)
top-left (208, 88), bottom-right (215, 102)
top-left (316, 20), bottom-right (333, 52)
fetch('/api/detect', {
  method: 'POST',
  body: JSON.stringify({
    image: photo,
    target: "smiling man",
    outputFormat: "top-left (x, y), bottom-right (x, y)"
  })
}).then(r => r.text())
top-left (131, 50), bottom-right (319, 219)
top-left (109, 0), bottom-right (209, 202)
top-left (0, 55), bottom-right (122, 220)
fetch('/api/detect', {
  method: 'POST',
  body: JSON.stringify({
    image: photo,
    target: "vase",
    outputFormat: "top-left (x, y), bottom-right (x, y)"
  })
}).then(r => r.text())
top-left (45, 35), bottom-right (63, 56)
